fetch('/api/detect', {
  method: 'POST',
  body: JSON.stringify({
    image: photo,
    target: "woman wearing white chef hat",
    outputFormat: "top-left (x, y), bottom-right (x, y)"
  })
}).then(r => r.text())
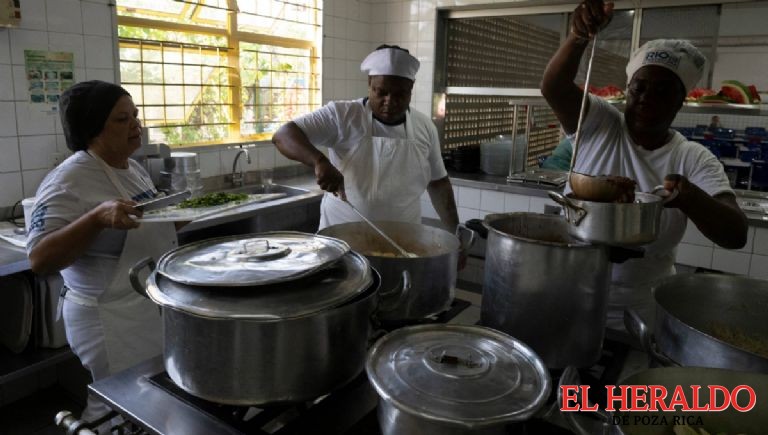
top-left (272, 45), bottom-right (459, 233)
top-left (541, 0), bottom-right (747, 331)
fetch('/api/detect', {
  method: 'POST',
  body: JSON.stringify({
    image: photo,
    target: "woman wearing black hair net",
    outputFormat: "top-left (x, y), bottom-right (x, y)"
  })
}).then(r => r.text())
top-left (26, 81), bottom-right (178, 426)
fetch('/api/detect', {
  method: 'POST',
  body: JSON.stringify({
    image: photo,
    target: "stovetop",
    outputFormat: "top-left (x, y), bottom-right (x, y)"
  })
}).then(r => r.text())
top-left (88, 298), bottom-right (637, 435)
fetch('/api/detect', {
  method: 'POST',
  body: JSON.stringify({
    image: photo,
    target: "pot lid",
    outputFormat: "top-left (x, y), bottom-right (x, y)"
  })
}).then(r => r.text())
top-left (156, 232), bottom-right (350, 287)
top-left (365, 324), bottom-right (551, 428)
top-left (147, 250), bottom-right (373, 319)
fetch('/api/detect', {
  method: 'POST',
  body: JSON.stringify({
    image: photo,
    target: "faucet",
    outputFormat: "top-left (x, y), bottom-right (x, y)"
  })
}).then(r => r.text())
top-left (231, 148), bottom-right (251, 187)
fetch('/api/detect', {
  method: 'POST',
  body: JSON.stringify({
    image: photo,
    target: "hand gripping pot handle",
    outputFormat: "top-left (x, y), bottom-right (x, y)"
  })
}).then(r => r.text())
top-left (548, 191), bottom-right (588, 225)
top-left (128, 256), bottom-right (157, 299)
top-left (650, 185), bottom-right (679, 204)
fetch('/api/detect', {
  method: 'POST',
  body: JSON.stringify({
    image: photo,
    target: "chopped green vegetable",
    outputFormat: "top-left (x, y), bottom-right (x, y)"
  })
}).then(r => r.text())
top-left (177, 192), bottom-right (249, 209)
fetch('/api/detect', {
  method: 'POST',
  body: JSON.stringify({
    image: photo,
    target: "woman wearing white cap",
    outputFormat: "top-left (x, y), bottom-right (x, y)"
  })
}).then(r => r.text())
top-left (272, 45), bottom-right (459, 232)
top-left (541, 0), bottom-right (747, 330)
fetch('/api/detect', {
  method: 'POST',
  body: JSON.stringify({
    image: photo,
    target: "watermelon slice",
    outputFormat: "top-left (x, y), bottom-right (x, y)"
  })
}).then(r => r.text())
top-left (721, 80), bottom-right (751, 104)
top-left (748, 85), bottom-right (761, 103)
top-left (687, 88), bottom-right (715, 102)
top-left (698, 94), bottom-right (733, 104)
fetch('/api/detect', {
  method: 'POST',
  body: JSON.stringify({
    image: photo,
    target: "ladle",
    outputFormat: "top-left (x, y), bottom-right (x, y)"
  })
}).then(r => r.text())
top-left (344, 200), bottom-right (414, 258)
top-left (568, 33), bottom-right (637, 203)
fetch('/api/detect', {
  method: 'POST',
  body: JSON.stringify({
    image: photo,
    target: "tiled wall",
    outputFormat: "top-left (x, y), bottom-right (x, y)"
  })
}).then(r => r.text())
top-left (678, 223), bottom-right (768, 279)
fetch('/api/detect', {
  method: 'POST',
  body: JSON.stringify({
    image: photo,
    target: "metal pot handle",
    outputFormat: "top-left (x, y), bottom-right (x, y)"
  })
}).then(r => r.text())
top-left (456, 223), bottom-right (477, 251)
top-left (128, 256), bottom-right (156, 299)
top-left (623, 309), bottom-right (679, 367)
top-left (558, 366), bottom-right (612, 435)
top-left (377, 270), bottom-right (411, 312)
top-left (650, 185), bottom-right (679, 204)
top-left (548, 191), bottom-right (587, 225)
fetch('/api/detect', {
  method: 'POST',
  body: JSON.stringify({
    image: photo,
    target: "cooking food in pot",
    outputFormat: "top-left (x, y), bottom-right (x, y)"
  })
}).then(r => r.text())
top-left (178, 192), bottom-right (248, 208)
top-left (710, 322), bottom-right (768, 359)
top-left (365, 250), bottom-right (417, 258)
top-left (542, 0), bottom-right (748, 332)
top-left (569, 172), bottom-right (637, 203)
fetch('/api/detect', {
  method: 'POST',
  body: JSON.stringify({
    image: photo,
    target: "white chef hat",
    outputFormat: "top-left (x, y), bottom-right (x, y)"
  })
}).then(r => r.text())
top-left (625, 39), bottom-right (706, 94)
top-left (360, 45), bottom-right (420, 81)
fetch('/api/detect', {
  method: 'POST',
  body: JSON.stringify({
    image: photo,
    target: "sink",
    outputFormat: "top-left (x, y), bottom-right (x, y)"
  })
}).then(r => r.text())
top-left (178, 183), bottom-right (322, 244)
top-left (218, 183), bottom-right (310, 197)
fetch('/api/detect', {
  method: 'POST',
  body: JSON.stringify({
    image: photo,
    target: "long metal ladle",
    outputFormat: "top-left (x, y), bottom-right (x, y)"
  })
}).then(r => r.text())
top-left (568, 33), bottom-right (599, 187)
top-left (344, 200), bottom-right (413, 258)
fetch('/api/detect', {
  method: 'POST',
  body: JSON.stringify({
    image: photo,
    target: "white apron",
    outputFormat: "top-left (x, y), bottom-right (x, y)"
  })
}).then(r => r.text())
top-left (319, 107), bottom-right (432, 229)
top-left (61, 154), bottom-right (177, 422)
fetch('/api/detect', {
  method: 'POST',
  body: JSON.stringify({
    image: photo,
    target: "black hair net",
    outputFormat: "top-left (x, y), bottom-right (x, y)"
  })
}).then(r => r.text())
top-left (59, 80), bottom-right (130, 152)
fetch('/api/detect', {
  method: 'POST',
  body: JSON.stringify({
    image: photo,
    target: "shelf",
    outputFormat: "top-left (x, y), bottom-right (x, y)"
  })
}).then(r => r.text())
top-left (0, 346), bottom-right (74, 385)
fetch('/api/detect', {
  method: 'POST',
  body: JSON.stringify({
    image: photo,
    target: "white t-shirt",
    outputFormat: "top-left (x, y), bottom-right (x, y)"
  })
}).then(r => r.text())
top-left (569, 96), bottom-right (733, 323)
top-left (27, 151), bottom-right (158, 298)
top-left (294, 98), bottom-right (447, 181)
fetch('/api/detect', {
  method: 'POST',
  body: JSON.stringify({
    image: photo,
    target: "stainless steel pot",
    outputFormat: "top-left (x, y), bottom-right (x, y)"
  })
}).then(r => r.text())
top-left (548, 191), bottom-right (664, 246)
top-left (481, 212), bottom-right (611, 368)
top-left (319, 221), bottom-right (474, 322)
top-left (128, 232), bottom-right (380, 405)
top-left (626, 273), bottom-right (768, 373)
top-left (366, 325), bottom-right (551, 435)
top-left (563, 366), bottom-right (768, 435)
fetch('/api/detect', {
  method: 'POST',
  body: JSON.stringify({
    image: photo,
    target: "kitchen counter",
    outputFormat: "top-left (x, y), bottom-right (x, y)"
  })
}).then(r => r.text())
top-left (0, 175), bottom-right (324, 275)
top-left (449, 170), bottom-right (768, 227)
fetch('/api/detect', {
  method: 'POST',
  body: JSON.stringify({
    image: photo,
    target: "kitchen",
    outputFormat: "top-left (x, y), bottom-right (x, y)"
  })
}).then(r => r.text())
top-left (1, 0), bottom-right (767, 434)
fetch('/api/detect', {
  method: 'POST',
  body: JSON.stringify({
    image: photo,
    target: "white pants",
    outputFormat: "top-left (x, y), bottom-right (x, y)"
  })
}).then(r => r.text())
top-left (62, 299), bottom-right (114, 425)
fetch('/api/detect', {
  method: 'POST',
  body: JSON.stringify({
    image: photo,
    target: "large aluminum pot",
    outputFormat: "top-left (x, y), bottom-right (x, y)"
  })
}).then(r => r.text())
top-left (563, 366), bottom-right (768, 435)
top-left (128, 232), bottom-right (380, 405)
top-left (319, 221), bottom-right (474, 322)
top-left (626, 273), bottom-right (768, 373)
top-left (481, 213), bottom-right (611, 368)
top-left (366, 325), bottom-right (551, 435)
top-left (548, 191), bottom-right (663, 246)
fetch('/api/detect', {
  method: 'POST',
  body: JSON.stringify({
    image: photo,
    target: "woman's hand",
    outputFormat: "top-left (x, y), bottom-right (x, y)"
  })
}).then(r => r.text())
top-left (91, 199), bottom-right (142, 229)
top-left (315, 156), bottom-right (347, 201)
top-left (571, 0), bottom-right (614, 40)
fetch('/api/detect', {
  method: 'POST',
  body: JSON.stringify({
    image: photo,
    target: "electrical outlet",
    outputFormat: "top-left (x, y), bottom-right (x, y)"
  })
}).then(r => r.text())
top-left (51, 152), bottom-right (65, 168)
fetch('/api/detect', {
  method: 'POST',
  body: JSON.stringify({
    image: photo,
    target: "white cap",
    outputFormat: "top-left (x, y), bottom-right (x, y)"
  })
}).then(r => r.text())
top-left (625, 39), bottom-right (706, 94)
top-left (360, 46), bottom-right (420, 81)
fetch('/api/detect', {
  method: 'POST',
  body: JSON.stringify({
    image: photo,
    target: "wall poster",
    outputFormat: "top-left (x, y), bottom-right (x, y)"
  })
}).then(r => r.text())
top-left (24, 50), bottom-right (74, 112)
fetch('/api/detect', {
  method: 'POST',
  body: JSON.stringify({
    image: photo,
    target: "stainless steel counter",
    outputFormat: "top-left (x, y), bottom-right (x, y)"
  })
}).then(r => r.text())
top-left (0, 243), bottom-right (29, 276)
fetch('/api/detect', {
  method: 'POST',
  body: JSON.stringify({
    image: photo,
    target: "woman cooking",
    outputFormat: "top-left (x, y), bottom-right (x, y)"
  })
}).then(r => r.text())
top-left (26, 81), bottom-right (178, 425)
top-left (540, 0), bottom-right (748, 330)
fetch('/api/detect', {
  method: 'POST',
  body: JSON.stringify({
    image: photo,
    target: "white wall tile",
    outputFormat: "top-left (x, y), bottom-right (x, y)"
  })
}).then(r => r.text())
top-left (19, 135), bottom-right (56, 170)
top-left (15, 102), bottom-right (56, 135)
top-left (712, 249), bottom-right (751, 275)
top-left (504, 193), bottom-right (530, 213)
top-left (46, 0), bottom-right (83, 34)
top-left (48, 32), bottom-right (86, 69)
top-left (274, 149), bottom-right (293, 167)
top-left (529, 196), bottom-right (559, 213)
top-left (11, 65), bottom-right (26, 102)
top-left (675, 243), bottom-right (713, 269)
top-left (9, 30), bottom-right (48, 65)
top-left (421, 199), bottom-right (438, 219)
top-left (479, 190), bottom-right (504, 213)
top-left (19, 0), bottom-right (48, 31)
top-left (82, 1), bottom-right (113, 37)
top-left (0, 101), bottom-right (17, 136)
top-left (754, 227), bottom-right (768, 255)
top-left (749, 254), bottom-right (768, 280)
top-left (198, 151), bottom-right (221, 178)
top-left (457, 186), bottom-right (480, 209)
top-left (418, 0), bottom-right (436, 21)
top-left (83, 35), bottom-right (114, 69)
top-left (681, 221), bottom-right (713, 246)
top-left (0, 30), bottom-right (11, 64)
top-left (457, 206), bottom-right (479, 223)
top-left (22, 168), bottom-right (50, 197)
top-left (85, 68), bottom-right (115, 82)
top-left (0, 64), bottom-right (13, 100)
top-left (0, 137), bottom-right (20, 172)
top-left (257, 146), bottom-right (276, 169)
top-left (0, 171), bottom-right (23, 206)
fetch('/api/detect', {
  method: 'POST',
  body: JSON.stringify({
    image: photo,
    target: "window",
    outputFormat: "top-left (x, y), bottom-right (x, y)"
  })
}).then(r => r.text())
top-left (116, 0), bottom-right (322, 147)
